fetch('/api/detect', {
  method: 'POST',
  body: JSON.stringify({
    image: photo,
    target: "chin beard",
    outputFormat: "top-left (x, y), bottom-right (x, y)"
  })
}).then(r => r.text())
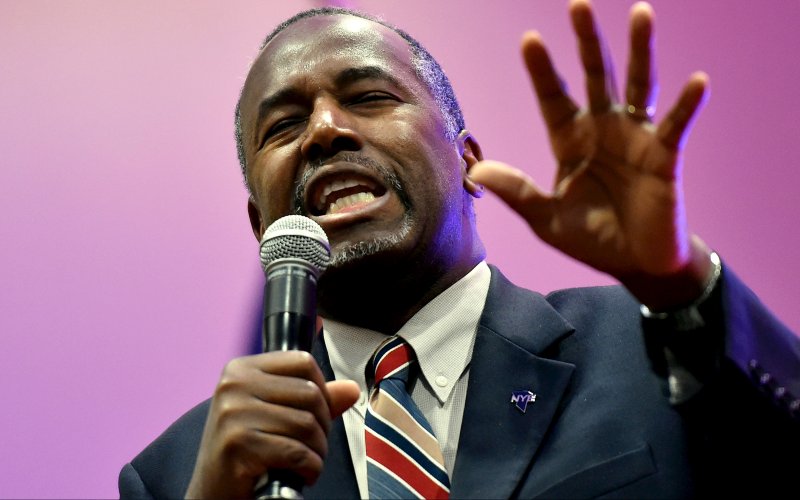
top-left (317, 214), bottom-right (418, 329)
top-left (328, 214), bottom-right (413, 268)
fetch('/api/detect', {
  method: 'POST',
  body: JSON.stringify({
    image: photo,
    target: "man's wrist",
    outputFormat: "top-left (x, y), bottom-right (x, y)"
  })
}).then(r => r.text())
top-left (640, 250), bottom-right (722, 331)
top-left (620, 235), bottom-right (716, 311)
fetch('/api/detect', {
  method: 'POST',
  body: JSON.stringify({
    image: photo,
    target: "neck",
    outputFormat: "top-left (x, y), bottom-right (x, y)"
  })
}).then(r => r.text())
top-left (318, 255), bottom-right (483, 335)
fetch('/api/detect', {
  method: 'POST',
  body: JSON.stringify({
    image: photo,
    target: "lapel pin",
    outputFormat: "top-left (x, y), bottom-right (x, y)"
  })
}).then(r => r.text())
top-left (511, 390), bottom-right (537, 413)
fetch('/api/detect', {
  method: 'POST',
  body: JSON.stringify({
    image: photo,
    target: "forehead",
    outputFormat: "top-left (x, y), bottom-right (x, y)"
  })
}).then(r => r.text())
top-left (241, 14), bottom-right (420, 115)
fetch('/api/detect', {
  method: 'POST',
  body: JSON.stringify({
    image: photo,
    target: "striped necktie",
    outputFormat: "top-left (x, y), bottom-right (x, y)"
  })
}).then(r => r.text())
top-left (365, 336), bottom-right (451, 499)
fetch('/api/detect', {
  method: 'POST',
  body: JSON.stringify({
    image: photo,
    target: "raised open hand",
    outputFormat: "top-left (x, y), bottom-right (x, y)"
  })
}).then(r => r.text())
top-left (471, 0), bottom-right (714, 306)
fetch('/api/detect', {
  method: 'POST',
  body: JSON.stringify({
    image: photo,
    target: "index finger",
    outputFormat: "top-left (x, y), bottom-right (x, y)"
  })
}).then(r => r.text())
top-left (522, 31), bottom-right (580, 132)
top-left (250, 350), bottom-right (334, 430)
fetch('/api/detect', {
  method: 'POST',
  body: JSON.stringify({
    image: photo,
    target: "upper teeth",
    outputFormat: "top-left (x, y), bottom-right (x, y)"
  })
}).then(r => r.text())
top-left (322, 179), bottom-right (359, 202)
top-left (316, 177), bottom-right (376, 213)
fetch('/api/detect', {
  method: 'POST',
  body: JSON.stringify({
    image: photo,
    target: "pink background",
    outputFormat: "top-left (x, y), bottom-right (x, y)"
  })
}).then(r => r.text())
top-left (2, 1), bottom-right (798, 497)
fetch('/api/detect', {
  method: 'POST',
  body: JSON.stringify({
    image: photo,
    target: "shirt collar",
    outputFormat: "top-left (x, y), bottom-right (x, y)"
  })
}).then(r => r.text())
top-left (323, 261), bottom-right (491, 405)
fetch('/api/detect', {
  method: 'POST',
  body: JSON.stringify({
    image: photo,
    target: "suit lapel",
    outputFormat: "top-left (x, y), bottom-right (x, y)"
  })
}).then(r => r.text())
top-left (305, 267), bottom-right (575, 499)
top-left (304, 334), bottom-right (360, 499)
top-left (450, 267), bottom-right (576, 499)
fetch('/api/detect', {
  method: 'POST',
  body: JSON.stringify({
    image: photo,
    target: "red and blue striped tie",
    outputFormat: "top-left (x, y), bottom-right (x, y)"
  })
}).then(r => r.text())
top-left (365, 336), bottom-right (451, 499)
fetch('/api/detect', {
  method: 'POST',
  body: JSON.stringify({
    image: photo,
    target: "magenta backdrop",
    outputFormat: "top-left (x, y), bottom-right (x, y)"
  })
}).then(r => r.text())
top-left (2, 1), bottom-right (798, 497)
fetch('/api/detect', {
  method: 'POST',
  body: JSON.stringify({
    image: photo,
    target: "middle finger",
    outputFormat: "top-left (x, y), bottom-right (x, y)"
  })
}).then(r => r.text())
top-left (570, 0), bottom-right (618, 113)
top-left (625, 2), bottom-right (658, 117)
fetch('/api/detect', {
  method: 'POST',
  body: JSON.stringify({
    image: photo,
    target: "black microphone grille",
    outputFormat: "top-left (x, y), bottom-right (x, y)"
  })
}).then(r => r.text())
top-left (259, 215), bottom-right (331, 274)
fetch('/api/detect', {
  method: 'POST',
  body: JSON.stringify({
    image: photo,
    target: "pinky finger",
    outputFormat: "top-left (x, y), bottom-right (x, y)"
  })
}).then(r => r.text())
top-left (256, 433), bottom-right (325, 485)
top-left (656, 71), bottom-right (710, 150)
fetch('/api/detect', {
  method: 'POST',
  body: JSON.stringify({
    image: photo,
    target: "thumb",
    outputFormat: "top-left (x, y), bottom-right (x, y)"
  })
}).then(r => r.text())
top-left (469, 160), bottom-right (551, 222)
top-left (326, 380), bottom-right (360, 419)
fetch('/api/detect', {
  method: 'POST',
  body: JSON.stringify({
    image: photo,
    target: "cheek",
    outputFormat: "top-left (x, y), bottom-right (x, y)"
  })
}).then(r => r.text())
top-left (400, 149), bottom-right (460, 213)
top-left (248, 152), bottom-right (297, 222)
top-left (390, 115), bottom-right (455, 173)
top-left (409, 129), bottom-right (462, 195)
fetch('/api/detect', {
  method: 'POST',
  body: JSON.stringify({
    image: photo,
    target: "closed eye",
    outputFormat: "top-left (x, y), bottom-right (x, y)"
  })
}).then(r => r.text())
top-left (351, 92), bottom-right (397, 105)
top-left (261, 117), bottom-right (305, 146)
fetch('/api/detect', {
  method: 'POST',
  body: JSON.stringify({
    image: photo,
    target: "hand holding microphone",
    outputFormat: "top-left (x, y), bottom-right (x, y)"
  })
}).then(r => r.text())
top-left (184, 216), bottom-right (359, 500)
top-left (254, 215), bottom-right (330, 499)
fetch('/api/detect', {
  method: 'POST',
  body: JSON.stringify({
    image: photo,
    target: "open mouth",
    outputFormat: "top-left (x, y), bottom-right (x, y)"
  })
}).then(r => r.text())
top-left (308, 174), bottom-right (388, 216)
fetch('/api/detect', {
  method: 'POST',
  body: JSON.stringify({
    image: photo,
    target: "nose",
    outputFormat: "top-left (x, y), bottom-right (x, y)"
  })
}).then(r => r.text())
top-left (300, 98), bottom-right (363, 162)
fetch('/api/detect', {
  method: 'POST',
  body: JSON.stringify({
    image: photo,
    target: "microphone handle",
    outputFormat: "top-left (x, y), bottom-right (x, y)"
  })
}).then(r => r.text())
top-left (262, 311), bottom-right (315, 353)
top-left (255, 262), bottom-right (319, 499)
top-left (254, 471), bottom-right (305, 500)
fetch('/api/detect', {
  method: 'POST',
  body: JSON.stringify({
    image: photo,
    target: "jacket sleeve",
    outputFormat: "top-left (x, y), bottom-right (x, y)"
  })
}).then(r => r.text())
top-left (644, 264), bottom-right (799, 418)
top-left (642, 263), bottom-right (800, 497)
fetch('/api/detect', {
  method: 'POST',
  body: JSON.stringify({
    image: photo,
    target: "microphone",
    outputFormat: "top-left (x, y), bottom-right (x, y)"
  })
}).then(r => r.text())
top-left (254, 215), bottom-right (330, 500)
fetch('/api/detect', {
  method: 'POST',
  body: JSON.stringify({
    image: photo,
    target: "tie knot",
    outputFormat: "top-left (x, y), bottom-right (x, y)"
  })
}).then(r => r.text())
top-left (370, 336), bottom-right (416, 386)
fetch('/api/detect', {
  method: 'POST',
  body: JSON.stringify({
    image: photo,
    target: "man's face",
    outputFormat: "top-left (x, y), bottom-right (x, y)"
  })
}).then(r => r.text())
top-left (240, 15), bottom-right (475, 272)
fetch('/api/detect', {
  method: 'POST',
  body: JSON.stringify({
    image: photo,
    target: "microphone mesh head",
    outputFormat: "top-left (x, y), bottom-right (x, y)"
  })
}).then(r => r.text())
top-left (259, 215), bottom-right (330, 274)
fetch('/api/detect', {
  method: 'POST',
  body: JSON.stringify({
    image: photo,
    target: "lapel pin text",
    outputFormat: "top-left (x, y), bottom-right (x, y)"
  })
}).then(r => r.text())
top-left (511, 390), bottom-right (537, 413)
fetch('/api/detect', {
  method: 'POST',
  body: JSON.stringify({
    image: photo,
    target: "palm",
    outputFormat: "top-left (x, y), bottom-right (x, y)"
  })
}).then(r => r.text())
top-left (542, 110), bottom-right (681, 275)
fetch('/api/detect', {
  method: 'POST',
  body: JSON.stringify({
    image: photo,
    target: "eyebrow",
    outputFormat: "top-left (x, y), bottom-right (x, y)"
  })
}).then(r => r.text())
top-left (253, 65), bottom-right (403, 141)
top-left (333, 65), bottom-right (401, 89)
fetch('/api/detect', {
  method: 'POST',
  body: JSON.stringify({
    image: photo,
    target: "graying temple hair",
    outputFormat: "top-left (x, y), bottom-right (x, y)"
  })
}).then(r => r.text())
top-left (232, 7), bottom-right (466, 190)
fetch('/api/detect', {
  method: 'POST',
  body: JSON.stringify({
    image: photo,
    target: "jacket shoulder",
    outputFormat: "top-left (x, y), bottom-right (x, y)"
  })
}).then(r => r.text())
top-left (119, 399), bottom-right (211, 499)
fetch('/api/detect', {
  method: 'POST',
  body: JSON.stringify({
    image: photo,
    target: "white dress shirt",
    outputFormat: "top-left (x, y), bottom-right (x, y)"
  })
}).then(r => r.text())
top-left (322, 261), bottom-right (491, 498)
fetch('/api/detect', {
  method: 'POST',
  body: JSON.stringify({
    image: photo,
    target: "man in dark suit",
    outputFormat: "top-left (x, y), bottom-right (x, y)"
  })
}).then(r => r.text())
top-left (120, 1), bottom-right (799, 498)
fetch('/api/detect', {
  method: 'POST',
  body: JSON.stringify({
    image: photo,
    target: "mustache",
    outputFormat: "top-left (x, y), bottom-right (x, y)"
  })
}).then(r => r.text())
top-left (292, 152), bottom-right (410, 215)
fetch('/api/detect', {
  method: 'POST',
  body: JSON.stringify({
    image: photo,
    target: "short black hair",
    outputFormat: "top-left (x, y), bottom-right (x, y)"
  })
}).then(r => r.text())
top-left (233, 7), bottom-right (466, 189)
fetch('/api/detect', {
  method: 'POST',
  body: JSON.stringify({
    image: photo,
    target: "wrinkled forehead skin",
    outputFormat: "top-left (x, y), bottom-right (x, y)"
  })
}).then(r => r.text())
top-left (238, 14), bottom-right (431, 166)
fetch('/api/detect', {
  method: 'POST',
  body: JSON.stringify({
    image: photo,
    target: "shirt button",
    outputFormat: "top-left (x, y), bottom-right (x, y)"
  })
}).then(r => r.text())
top-left (358, 392), bottom-right (367, 406)
top-left (435, 375), bottom-right (448, 387)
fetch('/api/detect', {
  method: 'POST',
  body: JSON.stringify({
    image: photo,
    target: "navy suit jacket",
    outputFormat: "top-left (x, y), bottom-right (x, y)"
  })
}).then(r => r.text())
top-left (119, 266), bottom-right (799, 498)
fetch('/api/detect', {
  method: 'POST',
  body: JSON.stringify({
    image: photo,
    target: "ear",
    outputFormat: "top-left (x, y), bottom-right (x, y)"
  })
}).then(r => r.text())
top-left (247, 196), bottom-right (266, 242)
top-left (456, 130), bottom-right (485, 198)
